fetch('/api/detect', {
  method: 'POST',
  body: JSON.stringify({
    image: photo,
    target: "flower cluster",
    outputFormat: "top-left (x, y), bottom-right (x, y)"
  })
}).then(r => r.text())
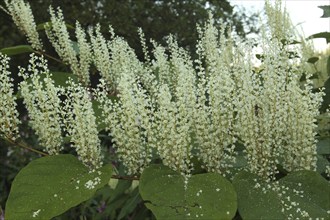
top-left (98, 74), bottom-right (154, 175)
top-left (2, 0), bottom-right (325, 179)
top-left (4, 0), bottom-right (43, 50)
top-left (63, 79), bottom-right (102, 169)
top-left (152, 38), bottom-right (197, 175)
top-left (19, 54), bottom-right (63, 155)
top-left (46, 7), bottom-right (91, 85)
top-left (264, 0), bottom-right (294, 41)
top-left (89, 26), bottom-right (148, 92)
top-left (0, 53), bottom-right (20, 140)
top-left (193, 17), bottom-right (238, 175)
top-left (234, 35), bottom-right (324, 180)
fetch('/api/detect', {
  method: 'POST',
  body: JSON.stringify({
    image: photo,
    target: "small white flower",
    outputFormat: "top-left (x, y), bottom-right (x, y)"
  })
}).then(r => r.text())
top-left (32, 209), bottom-right (41, 218)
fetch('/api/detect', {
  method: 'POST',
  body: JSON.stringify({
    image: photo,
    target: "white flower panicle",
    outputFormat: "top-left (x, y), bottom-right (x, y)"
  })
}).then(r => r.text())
top-left (63, 80), bottom-right (102, 169)
top-left (97, 7), bottom-right (323, 178)
top-left (19, 54), bottom-right (63, 155)
top-left (97, 73), bottom-right (154, 175)
top-left (154, 84), bottom-right (194, 175)
top-left (46, 7), bottom-right (91, 85)
top-left (151, 41), bottom-right (171, 87)
top-left (89, 25), bottom-right (112, 87)
top-left (5, 0), bottom-right (43, 50)
top-left (108, 37), bottom-right (145, 89)
top-left (194, 17), bottom-right (237, 174)
top-left (234, 36), bottom-right (324, 180)
top-left (152, 38), bottom-right (196, 174)
top-left (74, 21), bottom-right (92, 85)
top-left (46, 7), bottom-right (78, 74)
top-left (0, 53), bottom-right (20, 140)
top-left (90, 26), bottom-right (151, 93)
top-left (264, 0), bottom-right (295, 41)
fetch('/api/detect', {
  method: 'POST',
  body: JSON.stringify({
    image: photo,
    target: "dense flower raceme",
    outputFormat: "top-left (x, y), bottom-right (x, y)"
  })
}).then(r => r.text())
top-left (194, 17), bottom-right (238, 175)
top-left (0, 53), bottom-right (20, 140)
top-left (19, 54), bottom-right (63, 155)
top-left (4, 0), bottom-right (43, 50)
top-left (46, 6), bottom-right (92, 85)
top-left (18, 53), bottom-right (102, 168)
top-left (62, 79), bottom-right (103, 169)
top-left (2, 0), bottom-right (325, 179)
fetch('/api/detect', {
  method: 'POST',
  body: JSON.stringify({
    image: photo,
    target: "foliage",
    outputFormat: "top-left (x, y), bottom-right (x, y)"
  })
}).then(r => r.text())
top-left (6, 155), bottom-right (112, 220)
top-left (139, 165), bottom-right (237, 220)
top-left (0, 0), bottom-right (259, 59)
top-left (233, 171), bottom-right (330, 219)
top-left (0, 0), bottom-right (329, 220)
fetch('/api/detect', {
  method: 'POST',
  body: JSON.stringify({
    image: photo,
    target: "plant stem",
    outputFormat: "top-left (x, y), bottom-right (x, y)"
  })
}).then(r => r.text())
top-left (5, 137), bottom-right (49, 156)
top-left (34, 50), bottom-right (63, 64)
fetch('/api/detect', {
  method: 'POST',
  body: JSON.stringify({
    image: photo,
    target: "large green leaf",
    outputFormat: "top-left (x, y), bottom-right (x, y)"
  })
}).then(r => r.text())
top-left (0, 45), bottom-right (34, 56)
top-left (233, 170), bottom-right (330, 220)
top-left (139, 164), bottom-right (237, 220)
top-left (5, 154), bottom-right (112, 220)
top-left (233, 171), bottom-right (285, 220)
top-left (279, 171), bottom-right (330, 218)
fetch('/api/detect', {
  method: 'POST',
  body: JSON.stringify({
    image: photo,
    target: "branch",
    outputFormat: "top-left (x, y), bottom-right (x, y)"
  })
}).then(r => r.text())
top-left (34, 50), bottom-right (63, 64)
top-left (4, 137), bottom-right (49, 156)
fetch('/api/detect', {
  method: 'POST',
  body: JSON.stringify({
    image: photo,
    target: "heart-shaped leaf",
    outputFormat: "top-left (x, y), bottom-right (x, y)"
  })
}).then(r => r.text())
top-left (5, 154), bottom-right (112, 220)
top-left (233, 170), bottom-right (330, 220)
top-left (139, 164), bottom-right (237, 220)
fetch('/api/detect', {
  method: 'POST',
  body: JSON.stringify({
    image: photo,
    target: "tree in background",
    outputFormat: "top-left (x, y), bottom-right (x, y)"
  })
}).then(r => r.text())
top-left (0, 0), bottom-right (258, 58)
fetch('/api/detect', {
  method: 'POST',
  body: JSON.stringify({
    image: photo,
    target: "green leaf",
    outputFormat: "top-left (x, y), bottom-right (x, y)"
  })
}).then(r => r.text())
top-left (255, 54), bottom-right (264, 60)
top-left (0, 45), bottom-right (34, 56)
top-left (307, 56), bottom-right (319, 64)
top-left (139, 164), bottom-right (237, 220)
top-left (5, 154), bottom-right (112, 220)
top-left (233, 170), bottom-right (330, 220)
top-left (279, 171), bottom-right (330, 218)
top-left (280, 39), bottom-right (301, 46)
top-left (233, 171), bottom-right (284, 220)
top-left (307, 32), bottom-right (330, 44)
top-left (319, 5), bottom-right (330, 18)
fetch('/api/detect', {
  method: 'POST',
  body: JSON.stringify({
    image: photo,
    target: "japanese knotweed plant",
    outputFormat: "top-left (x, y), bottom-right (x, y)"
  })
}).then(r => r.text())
top-left (1, 0), bottom-right (329, 219)
top-left (1, 0), bottom-right (325, 180)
